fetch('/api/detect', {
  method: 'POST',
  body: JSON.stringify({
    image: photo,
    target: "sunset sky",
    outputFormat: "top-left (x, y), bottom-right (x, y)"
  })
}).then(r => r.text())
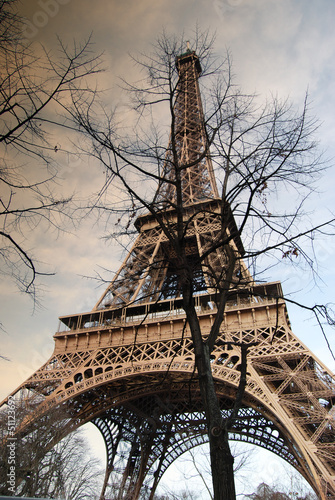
top-left (1, 0), bottom-right (335, 496)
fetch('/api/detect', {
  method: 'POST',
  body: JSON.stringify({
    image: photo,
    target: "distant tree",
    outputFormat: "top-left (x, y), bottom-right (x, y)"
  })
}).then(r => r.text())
top-left (104, 474), bottom-right (199, 500)
top-left (171, 442), bottom-right (255, 499)
top-left (0, 398), bottom-right (102, 498)
top-left (246, 483), bottom-right (290, 500)
top-left (15, 431), bottom-right (102, 499)
top-left (158, 492), bottom-right (199, 500)
top-left (245, 482), bottom-right (317, 500)
top-left (0, 0), bottom-right (101, 299)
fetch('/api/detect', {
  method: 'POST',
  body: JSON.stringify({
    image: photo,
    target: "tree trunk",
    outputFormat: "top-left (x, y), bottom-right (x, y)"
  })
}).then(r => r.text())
top-left (200, 343), bottom-right (236, 500)
top-left (210, 430), bottom-right (236, 499)
top-left (183, 292), bottom-right (236, 500)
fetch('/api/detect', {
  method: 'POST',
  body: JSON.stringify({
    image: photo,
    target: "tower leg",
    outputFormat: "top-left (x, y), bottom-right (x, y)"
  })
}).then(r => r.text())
top-left (148, 433), bottom-right (172, 500)
top-left (93, 418), bottom-right (123, 500)
top-left (99, 464), bottom-right (113, 500)
top-left (122, 437), bottom-right (151, 500)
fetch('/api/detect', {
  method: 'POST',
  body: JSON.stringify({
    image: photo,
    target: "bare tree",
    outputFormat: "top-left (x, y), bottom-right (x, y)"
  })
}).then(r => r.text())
top-left (170, 442), bottom-right (255, 499)
top-left (0, 0), bottom-right (102, 299)
top-left (15, 431), bottom-right (102, 499)
top-left (0, 397), bottom-right (103, 499)
top-left (69, 30), bottom-right (335, 499)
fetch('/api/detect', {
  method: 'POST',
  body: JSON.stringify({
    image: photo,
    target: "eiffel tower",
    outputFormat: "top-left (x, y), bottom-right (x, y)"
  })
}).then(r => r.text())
top-left (1, 48), bottom-right (335, 499)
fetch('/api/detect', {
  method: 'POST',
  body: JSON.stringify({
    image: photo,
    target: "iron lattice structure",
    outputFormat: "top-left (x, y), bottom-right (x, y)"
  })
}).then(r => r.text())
top-left (1, 50), bottom-right (335, 499)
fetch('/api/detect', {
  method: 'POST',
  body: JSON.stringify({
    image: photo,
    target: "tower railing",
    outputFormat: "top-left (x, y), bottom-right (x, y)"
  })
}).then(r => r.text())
top-left (56, 281), bottom-right (285, 335)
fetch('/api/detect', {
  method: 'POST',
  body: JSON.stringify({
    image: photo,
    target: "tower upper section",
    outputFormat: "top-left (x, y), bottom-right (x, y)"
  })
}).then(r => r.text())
top-left (153, 49), bottom-right (219, 207)
top-left (89, 49), bottom-right (247, 312)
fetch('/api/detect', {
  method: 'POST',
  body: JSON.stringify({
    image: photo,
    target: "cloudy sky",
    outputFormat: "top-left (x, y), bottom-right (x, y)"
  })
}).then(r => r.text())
top-left (1, 0), bottom-right (335, 496)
